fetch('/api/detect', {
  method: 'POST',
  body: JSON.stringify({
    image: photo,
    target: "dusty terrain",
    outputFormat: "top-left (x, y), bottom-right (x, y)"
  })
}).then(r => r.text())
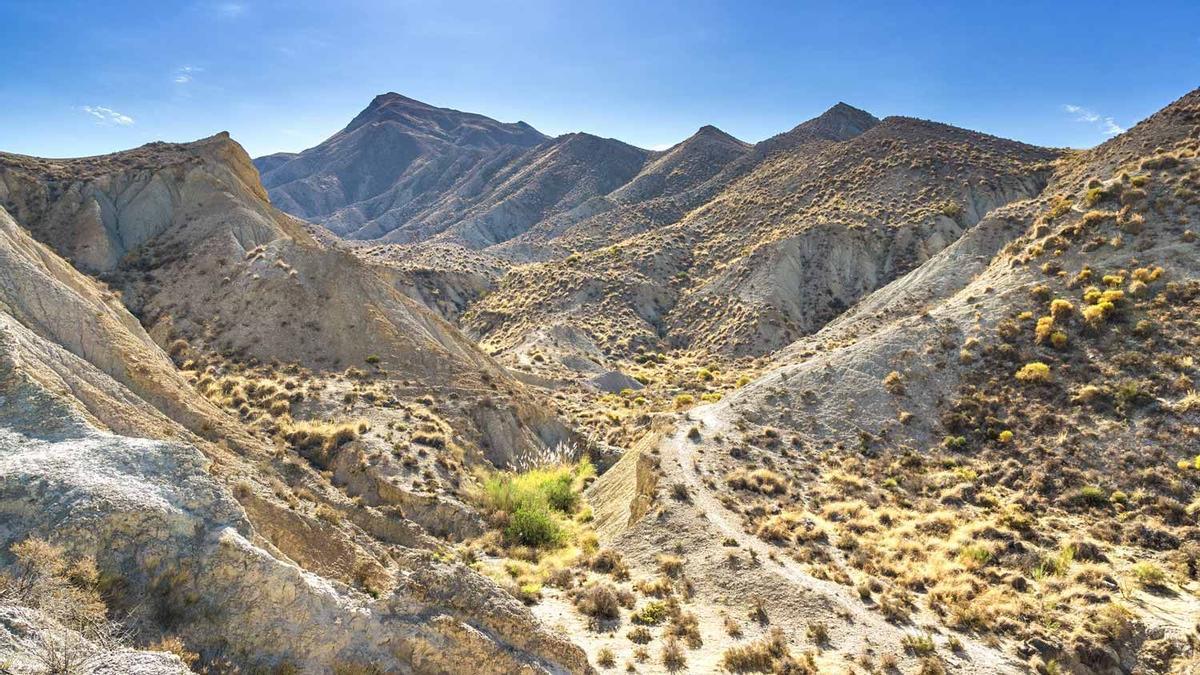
top-left (1, 87), bottom-right (1198, 674)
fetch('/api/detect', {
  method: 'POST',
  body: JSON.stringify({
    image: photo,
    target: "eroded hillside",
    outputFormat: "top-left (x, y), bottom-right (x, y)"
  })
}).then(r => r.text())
top-left (462, 110), bottom-right (1058, 395)
top-left (0, 137), bottom-right (592, 673)
top-left (2, 87), bottom-right (1198, 675)
top-left (621, 88), bottom-right (1200, 674)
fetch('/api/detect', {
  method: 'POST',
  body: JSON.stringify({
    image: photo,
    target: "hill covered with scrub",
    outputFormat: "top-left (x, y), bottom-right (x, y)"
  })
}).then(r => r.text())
top-left (0, 86), bottom-right (1198, 674)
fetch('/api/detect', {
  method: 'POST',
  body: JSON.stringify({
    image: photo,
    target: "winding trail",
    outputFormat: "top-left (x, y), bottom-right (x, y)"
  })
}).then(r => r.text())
top-left (658, 404), bottom-right (1023, 673)
top-left (668, 407), bottom-right (859, 603)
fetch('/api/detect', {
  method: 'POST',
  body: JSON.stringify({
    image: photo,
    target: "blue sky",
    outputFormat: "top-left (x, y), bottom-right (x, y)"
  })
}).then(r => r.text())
top-left (1, 0), bottom-right (1198, 158)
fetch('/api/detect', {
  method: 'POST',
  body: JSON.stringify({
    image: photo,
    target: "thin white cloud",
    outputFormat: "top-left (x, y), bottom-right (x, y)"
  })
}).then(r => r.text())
top-left (81, 106), bottom-right (134, 126)
top-left (1063, 104), bottom-right (1098, 123)
top-left (649, 142), bottom-right (674, 151)
top-left (1062, 104), bottom-right (1124, 136)
top-left (1101, 118), bottom-right (1125, 136)
top-left (173, 65), bottom-right (202, 84)
top-left (214, 2), bottom-right (246, 18)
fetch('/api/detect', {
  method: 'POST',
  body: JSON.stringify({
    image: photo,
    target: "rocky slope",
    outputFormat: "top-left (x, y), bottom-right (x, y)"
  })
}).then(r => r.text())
top-left (486, 124), bottom-right (754, 261)
top-left (5, 83), bottom-right (1199, 675)
top-left (0, 329), bottom-right (587, 673)
top-left (631, 87), bottom-right (1200, 673)
top-left (259, 95), bottom-right (887, 264)
top-left (496, 102), bottom-right (883, 263)
top-left (426, 132), bottom-right (651, 248)
top-left (0, 138), bottom-right (592, 672)
top-left (484, 102), bottom-right (881, 263)
top-left (0, 133), bottom-right (572, 465)
top-left (463, 110), bottom-right (1058, 382)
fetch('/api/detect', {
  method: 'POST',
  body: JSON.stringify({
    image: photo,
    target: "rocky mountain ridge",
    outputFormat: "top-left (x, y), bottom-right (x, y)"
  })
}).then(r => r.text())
top-left (255, 95), bottom-right (887, 257)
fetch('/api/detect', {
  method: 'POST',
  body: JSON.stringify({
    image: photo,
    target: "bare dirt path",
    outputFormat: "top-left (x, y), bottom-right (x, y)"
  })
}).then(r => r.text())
top-left (669, 407), bottom-right (860, 604)
top-left (659, 404), bottom-right (1024, 673)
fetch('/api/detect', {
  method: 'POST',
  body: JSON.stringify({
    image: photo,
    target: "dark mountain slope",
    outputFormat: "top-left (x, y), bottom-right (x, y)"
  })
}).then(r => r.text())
top-left (255, 93), bottom-right (548, 238)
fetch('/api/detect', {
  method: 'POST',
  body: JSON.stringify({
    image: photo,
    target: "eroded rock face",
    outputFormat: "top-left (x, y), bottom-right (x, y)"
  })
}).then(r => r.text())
top-left (0, 135), bottom-right (578, 469)
top-left (0, 316), bottom-right (589, 673)
top-left (0, 605), bottom-right (191, 675)
top-left (0, 197), bottom-right (591, 673)
top-left (0, 425), bottom-right (588, 673)
top-left (0, 133), bottom-right (273, 276)
top-left (666, 173), bottom-right (1052, 355)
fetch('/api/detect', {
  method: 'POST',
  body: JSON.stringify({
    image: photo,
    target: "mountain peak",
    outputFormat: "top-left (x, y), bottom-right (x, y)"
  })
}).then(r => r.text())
top-left (803, 102), bottom-right (880, 140)
top-left (755, 101), bottom-right (880, 154)
top-left (675, 124), bottom-right (747, 150)
top-left (336, 93), bottom-right (547, 147)
top-left (348, 92), bottom-right (436, 128)
top-left (364, 91), bottom-right (441, 111)
top-left (692, 124), bottom-right (745, 142)
top-left (828, 101), bottom-right (865, 114)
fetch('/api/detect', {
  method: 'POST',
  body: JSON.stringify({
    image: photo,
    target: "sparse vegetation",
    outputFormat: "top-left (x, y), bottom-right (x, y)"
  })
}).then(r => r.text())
top-left (7, 67), bottom-right (1200, 675)
top-left (721, 628), bottom-right (789, 672)
top-left (726, 467), bottom-right (788, 495)
top-left (901, 632), bottom-right (936, 656)
top-left (1131, 562), bottom-right (1167, 588)
top-left (631, 600), bottom-right (669, 625)
top-left (477, 459), bottom-right (593, 548)
top-left (0, 538), bottom-right (125, 672)
top-left (280, 418), bottom-right (367, 465)
top-left (661, 637), bottom-right (686, 670)
top-left (1015, 361), bottom-right (1051, 383)
top-left (574, 582), bottom-right (632, 621)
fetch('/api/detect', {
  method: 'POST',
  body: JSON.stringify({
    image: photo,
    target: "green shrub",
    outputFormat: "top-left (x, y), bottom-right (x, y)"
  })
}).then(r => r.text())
top-left (506, 505), bottom-right (562, 548)
top-left (1131, 561), bottom-right (1166, 588)
top-left (902, 632), bottom-right (936, 656)
top-left (1050, 299), bottom-right (1074, 318)
top-left (958, 545), bottom-right (992, 568)
top-left (541, 473), bottom-right (579, 513)
top-left (631, 601), bottom-right (669, 625)
top-left (939, 200), bottom-right (964, 218)
top-left (1078, 485), bottom-right (1108, 507)
top-left (941, 435), bottom-right (967, 451)
top-left (1044, 195), bottom-right (1073, 221)
top-left (481, 462), bottom-right (589, 516)
top-left (1032, 545), bottom-right (1076, 578)
top-left (1015, 362), bottom-right (1051, 383)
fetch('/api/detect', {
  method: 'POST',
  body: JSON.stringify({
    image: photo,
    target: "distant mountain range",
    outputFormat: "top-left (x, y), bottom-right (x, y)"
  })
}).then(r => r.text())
top-left (253, 93), bottom-right (883, 255)
top-left (255, 92), bottom-right (1058, 363)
